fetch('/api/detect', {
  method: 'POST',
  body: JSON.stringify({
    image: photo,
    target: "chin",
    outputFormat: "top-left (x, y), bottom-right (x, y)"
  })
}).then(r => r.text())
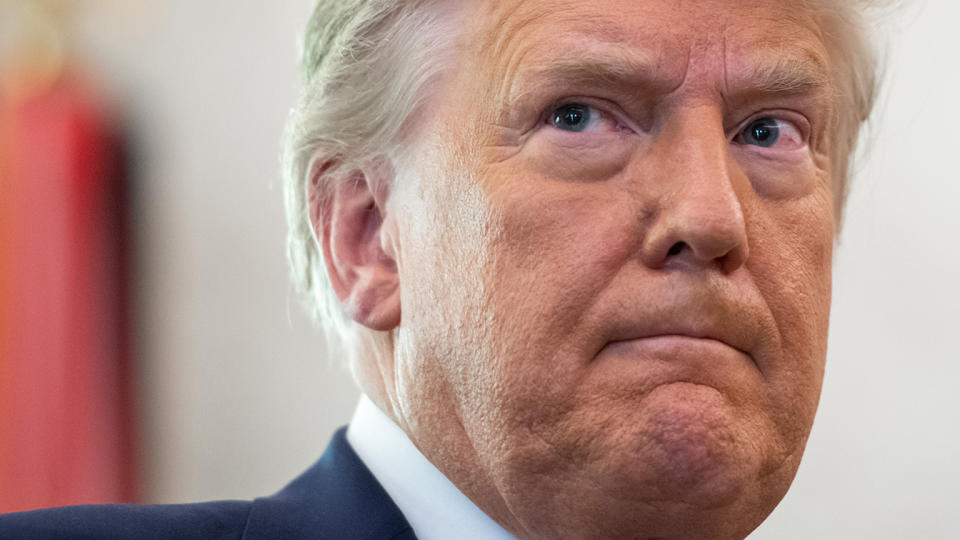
top-left (586, 395), bottom-right (739, 504)
top-left (559, 379), bottom-right (795, 514)
top-left (568, 432), bottom-right (786, 540)
top-left (494, 380), bottom-right (803, 539)
top-left (494, 402), bottom-right (797, 539)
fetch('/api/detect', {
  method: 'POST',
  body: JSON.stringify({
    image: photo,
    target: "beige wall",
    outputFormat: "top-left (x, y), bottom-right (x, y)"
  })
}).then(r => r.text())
top-left (69, 0), bottom-right (359, 504)
top-left (756, 2), bottom-right (960, 537)
top-left (54, 0), bottom-right (960, 538)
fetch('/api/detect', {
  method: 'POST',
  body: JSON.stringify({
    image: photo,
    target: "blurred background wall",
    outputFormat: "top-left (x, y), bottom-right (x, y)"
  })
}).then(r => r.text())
top-left (61, 0), bottom-right (361, 506)
top-left (0, 0), bottom-right (358, 509)
top-left (0, 0), bottom-right (957, 538)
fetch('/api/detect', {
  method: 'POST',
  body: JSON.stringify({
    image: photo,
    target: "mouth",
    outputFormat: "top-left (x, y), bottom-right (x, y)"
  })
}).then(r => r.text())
top-left (601, 292), bottom-right (766, 360)
top-left (627, 333), bottom-right (750, 355)
top-left (598, 310), bottom-right (766, 383)
top-left (595, 279), bottom-right (772, 378)
top-left (605, 319), bottom-right (757, 356)
top-left (604, 333), bottom-right (752, 363)
top-left (595, 332), bottom-right (763, 398)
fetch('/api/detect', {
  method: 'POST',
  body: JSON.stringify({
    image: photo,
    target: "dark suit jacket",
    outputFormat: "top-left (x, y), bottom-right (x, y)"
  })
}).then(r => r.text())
top-left (0, 427), bottom-right (417, 539)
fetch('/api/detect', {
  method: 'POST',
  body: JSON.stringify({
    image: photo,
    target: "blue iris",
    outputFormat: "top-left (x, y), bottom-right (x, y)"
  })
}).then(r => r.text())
top-left (742, 117), bottom-right (780, 147)
top-left (552, 104), bottom-right (591, 132)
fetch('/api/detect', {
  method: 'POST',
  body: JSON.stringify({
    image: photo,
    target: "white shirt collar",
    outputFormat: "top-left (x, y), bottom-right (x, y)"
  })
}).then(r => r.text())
top-left (346, 394), bottom-right (516, 540)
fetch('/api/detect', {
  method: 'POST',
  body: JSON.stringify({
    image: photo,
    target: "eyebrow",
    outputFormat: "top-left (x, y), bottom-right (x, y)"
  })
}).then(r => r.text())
top-left (732, 50), bottom-right (832, 96)
top-left (519, 49), bottom-right (675, 95)
top-left (509, 45), bottom-right (831, 101)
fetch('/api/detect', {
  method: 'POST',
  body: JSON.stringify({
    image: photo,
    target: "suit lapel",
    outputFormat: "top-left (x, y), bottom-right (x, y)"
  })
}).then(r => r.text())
top-left (242, 427), bottom-right (416, 539)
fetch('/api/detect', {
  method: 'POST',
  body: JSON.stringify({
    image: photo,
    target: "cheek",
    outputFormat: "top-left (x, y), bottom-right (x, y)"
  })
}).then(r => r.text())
top-left (757, 196), bottom-right (833, 355)
top-left (391, 164), bottom-right (495, 413)
top-left (399, 164), bottom-right (646, 454)
top-left (748, 188), bottom-right (834, 445)
top-left (481, 174), bottom-right (639, 359)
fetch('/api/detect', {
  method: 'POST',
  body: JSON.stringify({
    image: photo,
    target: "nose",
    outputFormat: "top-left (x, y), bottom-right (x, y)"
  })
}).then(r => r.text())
top-left (637, 108), bottom-right (749, 274)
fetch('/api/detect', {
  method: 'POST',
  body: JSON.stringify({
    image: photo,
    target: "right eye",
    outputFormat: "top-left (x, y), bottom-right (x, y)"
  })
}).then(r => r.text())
top-left (548, 103), bottom-right (623, 134)
top-left (551, 103), bottom-right (594, 132)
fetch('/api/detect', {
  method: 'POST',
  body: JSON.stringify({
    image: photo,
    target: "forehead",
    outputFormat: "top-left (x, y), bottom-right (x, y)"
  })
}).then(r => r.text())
top-left (458, 0), bottom-right (831, 99)
top-left (473, 0), bottom-right (824, 52)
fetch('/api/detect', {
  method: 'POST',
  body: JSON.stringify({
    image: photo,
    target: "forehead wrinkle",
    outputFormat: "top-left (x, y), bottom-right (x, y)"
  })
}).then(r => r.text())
top-left (478, 1), bottom-right (549, 61)
top-left (470, 2), bottom-right (554, 127)
top-left (474, 1), bottom-right (681, 102)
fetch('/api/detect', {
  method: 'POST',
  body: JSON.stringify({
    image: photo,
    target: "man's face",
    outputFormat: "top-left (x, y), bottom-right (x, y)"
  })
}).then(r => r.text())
top-left (385, 0), bottom-right (837, 537)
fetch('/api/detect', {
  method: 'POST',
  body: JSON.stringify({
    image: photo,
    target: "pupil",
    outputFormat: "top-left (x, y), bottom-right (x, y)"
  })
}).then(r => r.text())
top-left (554, 104), bottom-right (589, 131)
top-left (747, 118), bottom-right (779, 147)
top-left (564, 109), bottom-right (583, 125)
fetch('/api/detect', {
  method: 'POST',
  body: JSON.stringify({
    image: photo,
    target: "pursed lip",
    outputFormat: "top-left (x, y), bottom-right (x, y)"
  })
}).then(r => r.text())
top-left (600, 296), bottom-right (766, 368)
top-left (609, 332), bottom-right (750, 357)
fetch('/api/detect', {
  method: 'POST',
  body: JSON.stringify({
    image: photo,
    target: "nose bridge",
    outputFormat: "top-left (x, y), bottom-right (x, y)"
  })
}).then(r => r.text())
top-left (668, 108), bottom-right (743, 225)
top-left (639, 105), bottom-right (749, 272)
top-left (662, 105), bottom-right (731, 187)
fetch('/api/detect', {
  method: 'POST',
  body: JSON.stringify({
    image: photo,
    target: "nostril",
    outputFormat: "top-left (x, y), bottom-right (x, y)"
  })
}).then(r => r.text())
top-left (667, 242), bottom-right (686, 257)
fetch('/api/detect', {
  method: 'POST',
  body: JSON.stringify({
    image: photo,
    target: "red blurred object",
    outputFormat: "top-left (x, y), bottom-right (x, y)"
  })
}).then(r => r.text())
top-left (0, 70), bottom-right (137, 512)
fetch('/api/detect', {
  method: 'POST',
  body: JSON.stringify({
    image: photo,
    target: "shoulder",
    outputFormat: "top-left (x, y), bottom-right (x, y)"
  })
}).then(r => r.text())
top-left (0, 500), bottom-right (252, 540)
top-left (0, 428), bottom-right (415, 540)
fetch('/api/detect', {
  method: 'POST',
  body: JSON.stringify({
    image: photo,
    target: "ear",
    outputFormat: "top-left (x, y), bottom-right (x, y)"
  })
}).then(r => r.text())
top-left (309, 158), bottom-right (401, 331)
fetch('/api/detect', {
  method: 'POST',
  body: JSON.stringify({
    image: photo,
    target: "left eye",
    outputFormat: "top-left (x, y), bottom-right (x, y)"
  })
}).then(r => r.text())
top-left (736, 117), bottom-right (802, 149)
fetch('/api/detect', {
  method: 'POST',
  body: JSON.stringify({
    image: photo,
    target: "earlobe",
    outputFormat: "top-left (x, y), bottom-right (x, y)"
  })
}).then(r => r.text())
top-left (308, 159), bottom-right (401, 331)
